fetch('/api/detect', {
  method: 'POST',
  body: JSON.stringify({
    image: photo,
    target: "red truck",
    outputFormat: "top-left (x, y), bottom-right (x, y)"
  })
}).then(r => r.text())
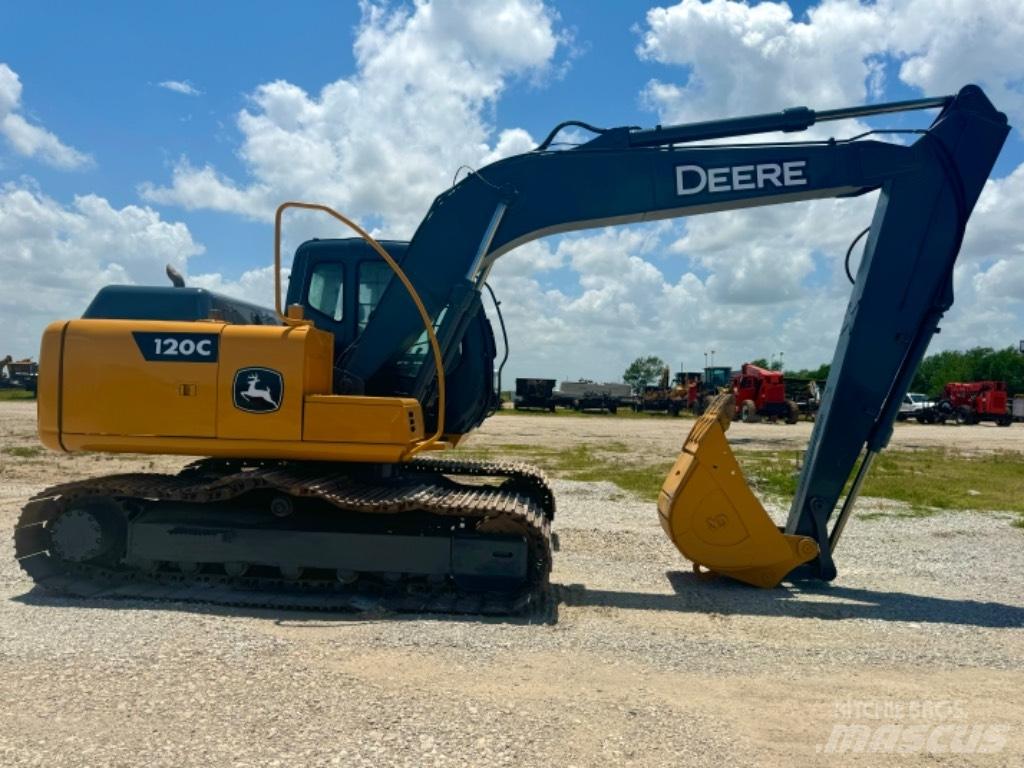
top-left (731, 363), bottom-right (799, 424)
top-left (927, 381), bottom-right (1012, 426)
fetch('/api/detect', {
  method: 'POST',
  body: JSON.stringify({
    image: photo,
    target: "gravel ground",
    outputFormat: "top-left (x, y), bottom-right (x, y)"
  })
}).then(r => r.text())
top-left (1, 400), bottom-right (1022, 767)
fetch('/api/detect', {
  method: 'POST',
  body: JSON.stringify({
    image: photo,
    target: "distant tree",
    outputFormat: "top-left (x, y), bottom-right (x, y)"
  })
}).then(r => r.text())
top-left (911, 346), bottom-right (1024, 396)
top-left (750, 357), bottom-right (783, 371)
top-left (779, 346), bottom-right (1024, 396)
top-left (623, 356), bottom-right (666, 394)
top-left (785, 363), bottom-right (831, 381)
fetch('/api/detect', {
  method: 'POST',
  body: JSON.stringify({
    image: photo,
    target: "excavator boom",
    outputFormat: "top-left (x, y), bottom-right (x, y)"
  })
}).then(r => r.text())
top-left (341, 84), bottom-right (1007, 584)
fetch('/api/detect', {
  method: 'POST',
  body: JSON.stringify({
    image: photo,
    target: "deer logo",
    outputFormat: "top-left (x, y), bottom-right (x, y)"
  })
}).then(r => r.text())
top-left (232, 367), bottom-right (283, 413)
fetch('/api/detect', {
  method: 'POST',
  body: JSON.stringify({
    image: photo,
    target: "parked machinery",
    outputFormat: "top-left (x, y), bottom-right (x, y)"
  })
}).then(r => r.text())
top-left (929, 381), bottom-right (1012, 426)
top-left (513, 377), bottom-right (556, 411)
top-left (785, 377), bottom-right (823, 421)
top-left (731, 363), bottom-right (799, 423)
top-left (636, 368), bottom-right (688, 416)
top-left (690, 366), bottom-right (733, 414)
top-left (0, 356), bottom-right (39, 394)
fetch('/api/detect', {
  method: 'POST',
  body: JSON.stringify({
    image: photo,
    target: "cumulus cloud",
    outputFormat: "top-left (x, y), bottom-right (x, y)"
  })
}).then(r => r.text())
top-left (487, 222), bottom-right (858, 382)
top-left (158, 80), bottom-right (203, 96)
top-left (638, 0), bottom-right (888, 123)
top-left (141, 0), bottom-right (564, 234)
top-left (0, 182), bottom-right (203, 357)
top-left (0, 63), bottom-right (91, 169)
top-left (637, 0), bottom-right (1024, 130)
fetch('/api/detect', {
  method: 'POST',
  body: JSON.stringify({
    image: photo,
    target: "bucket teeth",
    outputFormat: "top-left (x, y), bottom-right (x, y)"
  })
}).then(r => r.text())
top-left (658, 394), bottom-right (818, 588)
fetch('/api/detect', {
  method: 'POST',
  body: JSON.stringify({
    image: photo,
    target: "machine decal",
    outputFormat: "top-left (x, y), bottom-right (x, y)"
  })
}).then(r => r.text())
top-left (132, 332), bottom-right (219, 362)
top-left (233, 367), bottom-right (283, 413)
top-left (675, 160), bottom-right (807, 196)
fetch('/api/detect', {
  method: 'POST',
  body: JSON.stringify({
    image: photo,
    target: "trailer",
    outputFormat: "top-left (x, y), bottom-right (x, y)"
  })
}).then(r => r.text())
top-left (556, 380), bottom-right (632, 413)
top-left (513, 377), bottom-right (557, 411)
top-left (0, 357), bottom-right (38, 394)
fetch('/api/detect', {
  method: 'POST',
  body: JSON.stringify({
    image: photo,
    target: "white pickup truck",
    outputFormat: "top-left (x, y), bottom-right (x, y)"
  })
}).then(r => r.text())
top-left (897, 392), bottom-right (935, 421)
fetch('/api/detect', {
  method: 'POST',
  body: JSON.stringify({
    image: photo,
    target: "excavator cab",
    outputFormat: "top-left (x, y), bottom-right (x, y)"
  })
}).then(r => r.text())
top-left (284, 238), bottom-right (402, 350)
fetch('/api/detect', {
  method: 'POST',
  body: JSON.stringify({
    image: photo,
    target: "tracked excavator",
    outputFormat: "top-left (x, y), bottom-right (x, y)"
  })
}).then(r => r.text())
top-left (14, 85), bottom-right (1008, 612)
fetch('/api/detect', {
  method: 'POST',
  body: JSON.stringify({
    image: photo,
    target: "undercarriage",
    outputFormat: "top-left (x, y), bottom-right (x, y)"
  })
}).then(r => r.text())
top-left (14, 457), bottom-right (554, 615)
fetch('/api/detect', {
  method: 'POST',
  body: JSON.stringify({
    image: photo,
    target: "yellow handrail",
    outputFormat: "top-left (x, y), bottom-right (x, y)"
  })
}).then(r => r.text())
top-left (274, 201), bottom-right (446, 457)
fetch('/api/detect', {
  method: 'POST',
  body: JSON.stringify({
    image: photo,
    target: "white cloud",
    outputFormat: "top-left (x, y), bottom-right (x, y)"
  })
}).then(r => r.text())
top-left (0, 63), bottom-right (91, 169)
top-left (637, 0), bottom-right (1024, 130)
top-left (158, 80), bottom-right (203, 96)
top-left (141, 0), bottom-right (564, 235)
top-left (638, 0), bottom-right (888, 123)
top-left (890, 0), bottom-right (1024, 128)
top-left (0, 182), bottom-right (203, 357)
top-left (488, 222), bottom-right (860, 382)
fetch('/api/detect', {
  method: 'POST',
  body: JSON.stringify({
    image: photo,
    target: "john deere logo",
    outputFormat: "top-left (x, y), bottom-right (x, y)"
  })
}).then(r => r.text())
top-left (233, 367), bottom-right (283, 413)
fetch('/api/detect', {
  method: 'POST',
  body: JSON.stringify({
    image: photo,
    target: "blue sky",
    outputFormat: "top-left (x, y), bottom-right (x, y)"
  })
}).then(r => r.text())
top-left (2, 0), bottom-right (1022, 379)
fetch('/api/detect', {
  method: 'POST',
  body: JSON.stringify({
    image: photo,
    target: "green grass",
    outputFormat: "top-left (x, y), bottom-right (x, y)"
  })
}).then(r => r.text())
top-left (858, 449), bottom-right (1024, 518)
top-left (456, 441), bottom-right (668, 500)
top-left (457, 441), bottom-right (1024, 527)
top-left (2, 445), bottom-right (44, 458)
top-left (722, 448), bottom-right (1024, 522)
top-left (0, 389), bottom-right (35, 401)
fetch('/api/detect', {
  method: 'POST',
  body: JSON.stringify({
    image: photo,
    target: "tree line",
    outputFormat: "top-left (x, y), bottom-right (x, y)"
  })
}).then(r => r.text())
top-left (787, 346), bottom-right (1024, 396)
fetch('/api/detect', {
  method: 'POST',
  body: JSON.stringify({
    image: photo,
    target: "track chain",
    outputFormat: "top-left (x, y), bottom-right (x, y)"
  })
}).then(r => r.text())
top-left (13, 458), bottom-right (554, 616)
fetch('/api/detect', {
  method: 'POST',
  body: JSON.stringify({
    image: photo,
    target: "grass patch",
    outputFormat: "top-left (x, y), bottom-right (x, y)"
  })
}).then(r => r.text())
top-left (859, 449), bottom-right (1024, 518)
top-left (0, 389), bottom-right (35, 401)
top-left (732, 448), bottom-right (1024, 522)
top-left (3, 445), bottom-right (44, 458)
top-left (456, 442), bottom-right (667, 500)
top-left (457, 440), bottom-right (1024, 527)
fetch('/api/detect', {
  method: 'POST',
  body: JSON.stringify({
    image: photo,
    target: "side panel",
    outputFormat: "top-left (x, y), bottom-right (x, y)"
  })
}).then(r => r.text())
top-left (303, 395), bottom-right (423, 444)
top-left (216, 325), bottom-right (332, 441)
top-left (62, 320), bottom-right (223, 439)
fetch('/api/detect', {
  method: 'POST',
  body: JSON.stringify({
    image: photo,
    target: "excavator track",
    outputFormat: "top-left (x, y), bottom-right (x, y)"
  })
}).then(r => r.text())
top-left (14, 457), bottom-right (553, 616)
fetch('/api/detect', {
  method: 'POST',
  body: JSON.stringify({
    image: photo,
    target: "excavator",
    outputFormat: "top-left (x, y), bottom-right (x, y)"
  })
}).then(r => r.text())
top-left (14, 85), bottom-right (1008, 612)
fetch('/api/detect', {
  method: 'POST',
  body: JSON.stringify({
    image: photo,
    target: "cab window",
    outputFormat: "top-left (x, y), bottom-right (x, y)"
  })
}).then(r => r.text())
top-left (358, 261), bottom-right (392, 332)
top-left (308, 262), bottom-right (344, 322)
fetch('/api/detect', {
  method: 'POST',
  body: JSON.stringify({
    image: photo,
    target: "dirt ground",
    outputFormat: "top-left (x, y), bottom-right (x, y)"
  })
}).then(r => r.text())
top-left (1, 400), bottom-right (1021, 767)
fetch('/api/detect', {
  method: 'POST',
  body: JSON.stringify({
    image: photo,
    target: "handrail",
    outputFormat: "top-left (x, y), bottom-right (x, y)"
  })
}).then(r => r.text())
top-left (273, 201), bottom-right (446, 457)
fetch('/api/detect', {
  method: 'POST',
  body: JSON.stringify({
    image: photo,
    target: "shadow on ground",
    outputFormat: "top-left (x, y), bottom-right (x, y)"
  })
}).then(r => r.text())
top-left (10, 585), bottom-right (560, 626)
top-left (557, 571), bottom-right (1024, 628)
top-left (12, 572), bottom-right (1023, 628)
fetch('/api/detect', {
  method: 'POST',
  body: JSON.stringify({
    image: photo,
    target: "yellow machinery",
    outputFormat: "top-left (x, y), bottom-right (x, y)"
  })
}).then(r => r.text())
top-left (13, 86), bottom-right (1009, 611)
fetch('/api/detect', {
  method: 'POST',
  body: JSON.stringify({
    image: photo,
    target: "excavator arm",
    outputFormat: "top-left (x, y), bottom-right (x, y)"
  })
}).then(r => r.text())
top-left (341, 84), bottom-right (1007, 587)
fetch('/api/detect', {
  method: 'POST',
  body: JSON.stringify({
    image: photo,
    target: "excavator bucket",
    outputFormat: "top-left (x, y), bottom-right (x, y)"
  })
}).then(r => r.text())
top-left (658, 394), bottom-right (819, 587)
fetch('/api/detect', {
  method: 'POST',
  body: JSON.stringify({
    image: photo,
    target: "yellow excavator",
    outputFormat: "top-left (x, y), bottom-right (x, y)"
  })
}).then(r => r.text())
top-left (14, 86), bottom-right (1009, 612)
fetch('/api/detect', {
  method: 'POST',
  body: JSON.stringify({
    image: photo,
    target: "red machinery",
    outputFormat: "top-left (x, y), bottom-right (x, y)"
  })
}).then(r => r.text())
top-left (934, 381), bottom-right (1012, 426)
top-left (732, 363), bottom-right (799, 423)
